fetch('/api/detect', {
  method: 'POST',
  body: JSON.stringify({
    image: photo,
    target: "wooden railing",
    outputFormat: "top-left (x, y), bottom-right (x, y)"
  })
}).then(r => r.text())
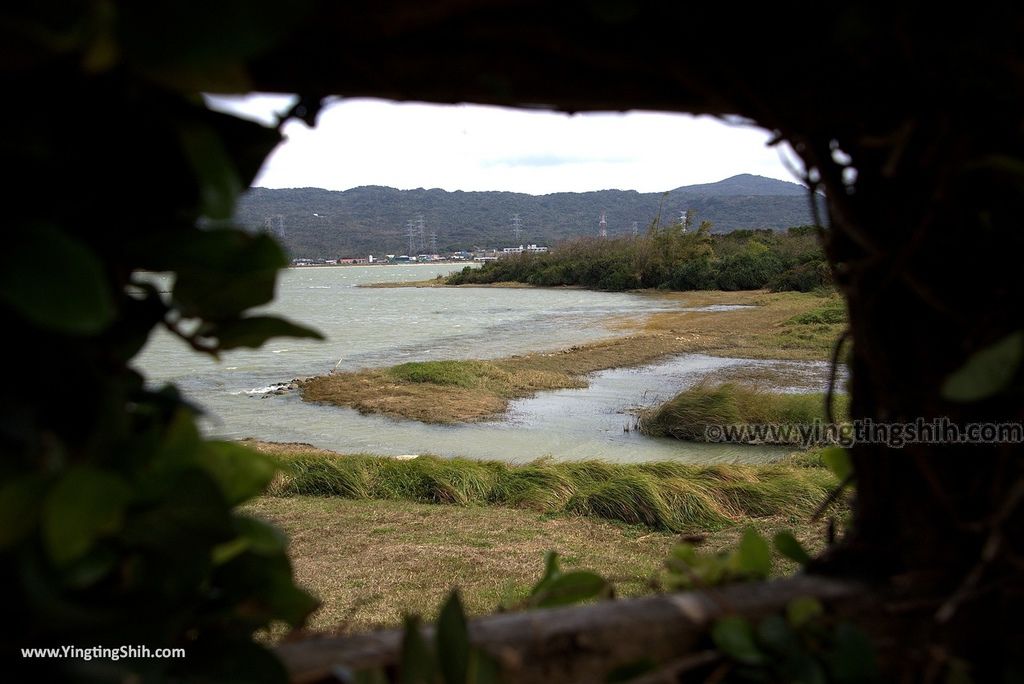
top-left (278, 575), bottom-right (864, 683)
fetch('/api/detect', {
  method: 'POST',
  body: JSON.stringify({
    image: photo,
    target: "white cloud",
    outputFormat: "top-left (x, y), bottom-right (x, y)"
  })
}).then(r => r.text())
top-left (204, 95), bottom-right (801, 195)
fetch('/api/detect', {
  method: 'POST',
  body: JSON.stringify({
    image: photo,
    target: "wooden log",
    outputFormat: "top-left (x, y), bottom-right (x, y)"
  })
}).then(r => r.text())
top-left (278, 575), bottom-right (862, 683)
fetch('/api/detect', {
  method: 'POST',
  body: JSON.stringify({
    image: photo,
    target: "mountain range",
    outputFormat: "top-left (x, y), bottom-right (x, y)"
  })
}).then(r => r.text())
top-left (234, 174), bottom-right (816, 258)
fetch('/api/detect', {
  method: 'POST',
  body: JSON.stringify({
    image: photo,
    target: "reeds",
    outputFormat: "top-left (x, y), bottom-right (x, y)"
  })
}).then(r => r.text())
top-left (638, 383), bottom-right (849, 444)
top-left (269, 452), bottom-right (835, 532)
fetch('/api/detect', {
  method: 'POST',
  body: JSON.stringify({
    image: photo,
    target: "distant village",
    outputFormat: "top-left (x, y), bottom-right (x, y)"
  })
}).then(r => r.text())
top-left (290, 243), bottom-right (549, 268)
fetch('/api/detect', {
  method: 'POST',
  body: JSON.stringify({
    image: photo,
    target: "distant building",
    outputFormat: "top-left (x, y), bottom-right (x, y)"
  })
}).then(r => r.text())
top-left (498, 244), bottom-right (548, 257)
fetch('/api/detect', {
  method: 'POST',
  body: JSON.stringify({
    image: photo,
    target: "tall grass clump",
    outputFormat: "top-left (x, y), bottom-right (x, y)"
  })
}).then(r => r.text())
top-left (373, 456), bottom-right (500, 505)
top-left (268, 451), bottom-right (838, 532)
top-left (566, 473), bottom-right (679, 529)
top-left (489, 463), bottom-right (577, 510)
top-left (639, 383), bottom-right (849, 444)
top-left (281, 456), bottom-right (372, 498)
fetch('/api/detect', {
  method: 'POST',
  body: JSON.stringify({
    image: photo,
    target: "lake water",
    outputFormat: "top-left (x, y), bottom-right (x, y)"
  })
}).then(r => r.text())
top-left (133, 264), bottom-right (825, 463)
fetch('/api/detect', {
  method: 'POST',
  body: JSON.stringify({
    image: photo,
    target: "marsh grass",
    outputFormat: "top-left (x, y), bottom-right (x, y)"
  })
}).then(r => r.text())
top-left (269, 451), bottom-right (835, 533)
top-left (638, 383), bottom-right (850, 444)
top-left (299, 291), bottom-right (844, 423)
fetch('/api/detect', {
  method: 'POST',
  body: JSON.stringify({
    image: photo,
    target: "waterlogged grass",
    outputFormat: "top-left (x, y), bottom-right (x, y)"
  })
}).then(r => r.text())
top-left (639, 383), bottom-right (849, 444)
top-left (267, 451), bottom-right (836, 533)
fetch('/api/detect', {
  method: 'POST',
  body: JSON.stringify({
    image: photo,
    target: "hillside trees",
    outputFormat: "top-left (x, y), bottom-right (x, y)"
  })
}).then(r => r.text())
top-left (448, 224), bottom-right (830, 292)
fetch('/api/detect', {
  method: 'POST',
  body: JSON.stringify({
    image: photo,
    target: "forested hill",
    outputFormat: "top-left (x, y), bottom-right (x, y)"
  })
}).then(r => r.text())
top-left (234, 174), bottom-right (815, 258)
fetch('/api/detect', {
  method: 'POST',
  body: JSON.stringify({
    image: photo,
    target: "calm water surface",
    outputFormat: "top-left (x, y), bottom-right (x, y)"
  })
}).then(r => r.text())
top-left (134, 264), bottom-right (824, 463)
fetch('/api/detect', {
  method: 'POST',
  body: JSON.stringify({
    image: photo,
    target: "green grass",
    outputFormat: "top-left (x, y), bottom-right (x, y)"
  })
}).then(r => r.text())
top-left (388, 360), bottom-right (497, 388)
top-left (269, 451), bottom-right (835, 533)
top-left (785, 296), bottom-right (847, 325)
top-left (768, 294), bottom-right (847, 354)
top-left (638, 383), bottom-right (849, 443)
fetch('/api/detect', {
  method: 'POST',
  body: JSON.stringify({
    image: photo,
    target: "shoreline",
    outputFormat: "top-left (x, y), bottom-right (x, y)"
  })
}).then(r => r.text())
top-left (298, 290), bottom-right (845, 424)
top-left (359, 279), bottom-right (543, 289)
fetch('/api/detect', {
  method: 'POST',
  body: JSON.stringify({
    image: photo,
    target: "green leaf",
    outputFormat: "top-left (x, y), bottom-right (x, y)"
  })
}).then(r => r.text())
top-left (217, 552), bottom-right (318, 627)
top-left (540, 549), bottom-right (560, 581)
top-left (774, 531), bottom-right (812, 565)
top-left (820, 447), bottom-right (853, 482)
top-left (178, 121), bottom-right (243, 220)
top-left (0, 225), bottom-right (115, 335)
top-left (756, 614), bottom-right (800, 656)
top-left (42, 467), bottom-right (131, 564)
top-left (529, 550), bottom-right (562, 597)
top-left (400, 615), bottom-right (436, 684)
top-left (530, 571), bottom-right (609, 607)
top-left (786, 596), bottom-right (824, 628)
top-left (61, 548), bottom-right (117, 588)
top-left (942, 331), bottom-right (1024, 402)
top-left (203, 315), bottom-right (324, 350)
top-left (156, 408), bottom-right (203, 464)
top-left (197, 441), bottom-right (277, 505)
top-left (826, 622), bottom-right (878, 683)
top-left (469, 650), bottom-right (501, 684)
top-left (168, 230), bottom-right (286, 320)
top-left (711, 616), bottom-right (764, 666)
top-left (0, 474), bottom-right (47, 548)
top-left (734, 528), bottom-right (771, 578)
top-left (234, 516), bottom-right (287, 555)
top-left (436, 592), bottom-right (470, 684)
top-left (212, 516), bottom-right (286, 565)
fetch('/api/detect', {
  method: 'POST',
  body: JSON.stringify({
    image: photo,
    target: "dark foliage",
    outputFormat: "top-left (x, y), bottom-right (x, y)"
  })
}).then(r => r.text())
top-left (0, 3), bottom-right (322, 681)
top-left (448, 224), bottom-right (830, 292)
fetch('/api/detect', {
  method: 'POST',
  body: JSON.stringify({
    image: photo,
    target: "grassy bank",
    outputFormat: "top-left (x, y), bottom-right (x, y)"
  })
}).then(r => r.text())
top-left (250, 495), bottom-right (833, 633)
top-left (639, 383), bottom-right (849, 444)
top-left (244, 443), bottom-right (839, 632)
top-left (300, 290), bottom-right (847, 423)
top-left (266, 450), bottom-right (835, 533)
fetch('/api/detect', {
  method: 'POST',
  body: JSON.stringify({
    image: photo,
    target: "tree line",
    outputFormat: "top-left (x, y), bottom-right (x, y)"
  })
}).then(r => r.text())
top-left (447, 222), bottom-right (831, 292)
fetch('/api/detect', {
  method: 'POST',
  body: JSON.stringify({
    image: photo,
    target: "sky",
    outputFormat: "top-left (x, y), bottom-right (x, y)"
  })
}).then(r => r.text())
top-left (205, 94), bottom-right (802, 196)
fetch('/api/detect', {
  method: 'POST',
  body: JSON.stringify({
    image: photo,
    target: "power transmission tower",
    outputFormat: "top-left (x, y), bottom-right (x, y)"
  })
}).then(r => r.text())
top-left (429, 229), bottom-right (438, 254)
top-left (406, 219), bottom-right (417, 255)
top-left (632, 221), bottom-right (639, 237)
top-left (599, 210), bottom-right (607, 238)
top-left (511, 213), bottom-right (523, 242)
top-left (417, 214), bottom-right (426, 251)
